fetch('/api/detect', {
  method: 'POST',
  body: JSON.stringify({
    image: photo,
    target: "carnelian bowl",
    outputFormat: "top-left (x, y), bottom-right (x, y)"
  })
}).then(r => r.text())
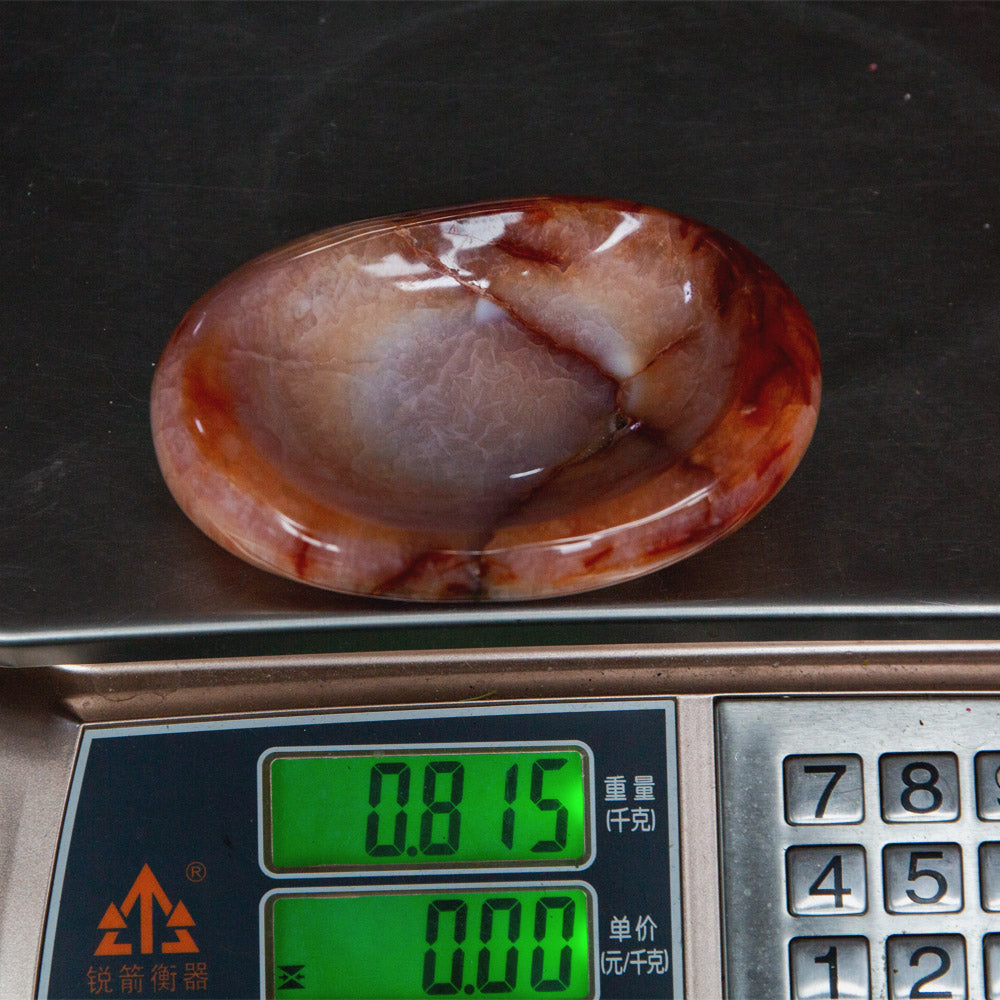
top-left (151, 197), bottom-right (820, 600)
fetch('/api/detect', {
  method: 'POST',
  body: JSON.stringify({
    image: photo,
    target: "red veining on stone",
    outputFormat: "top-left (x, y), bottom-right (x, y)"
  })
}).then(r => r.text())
top-left (582, 545), bottom-right (615, 570)
top-left (395, 225), bottom-right (622, 388)
top-left (151, 196), bottom-right (821, 601)
top-left (372, 550), bottom-right (483, 601)
top-left (292, 537), bottom-right (312, 580)
top-left (491, 235), bottom-right (573, 271)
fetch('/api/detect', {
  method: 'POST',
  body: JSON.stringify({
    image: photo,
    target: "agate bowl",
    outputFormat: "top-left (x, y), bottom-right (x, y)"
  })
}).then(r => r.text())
top-left (151, 196), bottom-right (820, 601)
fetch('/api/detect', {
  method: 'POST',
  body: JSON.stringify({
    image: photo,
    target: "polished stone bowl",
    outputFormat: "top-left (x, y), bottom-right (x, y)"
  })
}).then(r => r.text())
top-left (151, 197), bottom-right (820, 600)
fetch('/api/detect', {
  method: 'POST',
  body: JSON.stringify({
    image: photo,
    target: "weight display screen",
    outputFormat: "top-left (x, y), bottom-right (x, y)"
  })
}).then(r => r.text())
top-left (265, 886), bottom-right (596, 999)
top-left (263, 746), bottom-right (591, 872)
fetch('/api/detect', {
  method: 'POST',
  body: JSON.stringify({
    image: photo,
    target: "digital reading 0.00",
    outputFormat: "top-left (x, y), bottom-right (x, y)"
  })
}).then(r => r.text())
top-left (264, 745), bottom-right (591, 872)
top-left (267, 886), bottom-right (596, 999)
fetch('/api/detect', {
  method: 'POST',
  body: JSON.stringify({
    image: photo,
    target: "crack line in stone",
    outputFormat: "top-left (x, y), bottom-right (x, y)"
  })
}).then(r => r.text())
top-left (377, 225), bottom-right (674, 597)
top-left (393, 225), bottom-right (624, 388)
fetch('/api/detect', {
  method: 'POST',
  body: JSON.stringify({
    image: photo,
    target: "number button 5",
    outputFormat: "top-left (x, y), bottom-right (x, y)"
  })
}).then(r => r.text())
top-left (880, 753), bottom-right (959, 823)
top-left (883, 843), bottom-right (963, 913)
top-left (886, 935), bottom-right (966, 1000)
top-left (787, 845), bottom-right (867, 916)
top-left (784, 754), bottom-right (864, 825)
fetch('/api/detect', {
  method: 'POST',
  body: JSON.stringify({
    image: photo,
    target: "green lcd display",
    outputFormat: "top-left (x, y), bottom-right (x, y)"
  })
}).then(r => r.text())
top-left (264, 746), bottom-right (591, 872)
top-left (266, 886), bottom-right (596, 1000)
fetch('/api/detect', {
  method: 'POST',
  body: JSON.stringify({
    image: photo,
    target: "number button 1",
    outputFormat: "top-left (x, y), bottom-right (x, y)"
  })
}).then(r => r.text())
top-left (886, 935), bottom-right (966, 1000)
top-left (879, 753), bottom-right (959, 823)
top-left (789, 936), bottom-right (870, 999)
top-left (786, 845), bottom-right (867, 915)
top-left (784, 754), bottom-right (864, 825)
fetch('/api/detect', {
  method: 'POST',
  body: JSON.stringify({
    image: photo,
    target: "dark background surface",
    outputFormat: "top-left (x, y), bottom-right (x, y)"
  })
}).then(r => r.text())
top-left (2, 2), bottom-right (998, 662)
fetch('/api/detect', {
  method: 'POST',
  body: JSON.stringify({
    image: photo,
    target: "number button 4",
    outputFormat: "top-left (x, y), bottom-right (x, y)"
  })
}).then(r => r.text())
top-left (784, 754), bottom-right (864, 825)
top-left (789, 936), bottom-right (870, 1000)
top-left (886, 935), bottom-right (966, 1000)
top-left (879, 753), bottom-right (959, 823)
top-left (786, 845), bottom-right (867, 916)
top-left (883, 843), bottom-right (963, 913)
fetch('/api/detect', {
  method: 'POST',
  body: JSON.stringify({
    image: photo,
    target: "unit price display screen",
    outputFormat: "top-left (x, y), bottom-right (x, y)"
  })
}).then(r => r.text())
top-left (266, 886), bottom-right (596, 1000)
top-left (263, 746), bottom-right (591, 872)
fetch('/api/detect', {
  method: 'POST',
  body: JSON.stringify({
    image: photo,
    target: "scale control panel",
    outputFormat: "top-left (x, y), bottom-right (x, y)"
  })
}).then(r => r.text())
top-left (718, 698), bottom-right (1000, 999)
top-left (17, 685), bottom-right (1000, 999)
top-left (37, 700), bottom-right (683, 1000)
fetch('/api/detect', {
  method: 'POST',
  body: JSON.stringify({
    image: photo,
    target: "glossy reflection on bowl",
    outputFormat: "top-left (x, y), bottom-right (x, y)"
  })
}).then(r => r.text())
top-left (151, 196), bottom-right (820, 600)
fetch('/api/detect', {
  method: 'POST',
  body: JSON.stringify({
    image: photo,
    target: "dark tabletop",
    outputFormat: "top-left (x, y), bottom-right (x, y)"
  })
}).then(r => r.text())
top-left (2, 2), bottom-right (998, 664)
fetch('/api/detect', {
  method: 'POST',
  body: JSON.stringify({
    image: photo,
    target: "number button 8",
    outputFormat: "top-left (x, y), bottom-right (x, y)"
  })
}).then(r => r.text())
top-left (784, 754), bottom-right (864, 825)
top-left (879, 753), bottom-right (959, 823)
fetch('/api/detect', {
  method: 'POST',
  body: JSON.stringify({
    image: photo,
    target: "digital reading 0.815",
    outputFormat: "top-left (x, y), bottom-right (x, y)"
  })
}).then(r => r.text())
top-left (263, 745), bottom-right (592, 872)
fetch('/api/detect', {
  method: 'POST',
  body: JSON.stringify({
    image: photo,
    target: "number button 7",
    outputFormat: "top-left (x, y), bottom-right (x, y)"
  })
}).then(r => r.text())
top-left (784, 755), bottom-right (864, 825)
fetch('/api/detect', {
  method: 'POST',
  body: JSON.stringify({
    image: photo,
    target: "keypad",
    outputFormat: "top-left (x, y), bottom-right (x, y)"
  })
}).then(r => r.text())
top-left (783, 755), bottom-right (985, 996)
top-left (717, 699), bottom-right (1000, 1000)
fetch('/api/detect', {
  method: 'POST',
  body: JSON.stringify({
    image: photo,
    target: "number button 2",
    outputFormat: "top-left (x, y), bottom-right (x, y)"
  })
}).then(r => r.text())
top-left (886, 935), bottom-right (966, 1000)
top-left (880, 753), bottom-right (959, 823)
top-left (789, 936), bottom-right (871, 999)
top-left (786, 845), bottom-right (867, 915)
top-left (883, 844), bottom-right (963, 913)
top-left (784, 754), bottom-right (864, 825)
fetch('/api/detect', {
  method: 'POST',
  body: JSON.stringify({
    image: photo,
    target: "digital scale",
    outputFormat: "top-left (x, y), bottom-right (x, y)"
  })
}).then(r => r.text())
top-left (3, 638), bottom-right (1000, 1000)
top-left (2, 4), bottom-right (997, 999)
